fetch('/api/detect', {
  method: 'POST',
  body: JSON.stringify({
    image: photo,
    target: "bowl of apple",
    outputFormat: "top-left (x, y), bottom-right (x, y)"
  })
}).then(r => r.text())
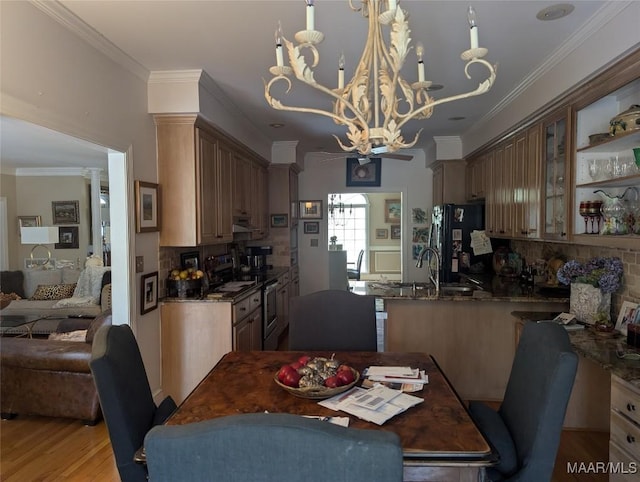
top-left (274, 355), bottom-right (359, 400)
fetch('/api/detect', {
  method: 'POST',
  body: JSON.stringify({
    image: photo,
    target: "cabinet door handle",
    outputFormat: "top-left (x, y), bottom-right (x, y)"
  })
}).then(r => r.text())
top-left (253, 298), bottom-right (260, 303)
top-left (627, 403), bottom-right (636, 412)
top-left (239, 307), bottom-right (246, 312)
top-left (626, 434), bottom-right (636, 444)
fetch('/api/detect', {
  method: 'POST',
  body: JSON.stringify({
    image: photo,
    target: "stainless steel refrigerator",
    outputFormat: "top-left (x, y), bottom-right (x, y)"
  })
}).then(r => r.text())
top-left (429, 204), bottom-right (485, 283)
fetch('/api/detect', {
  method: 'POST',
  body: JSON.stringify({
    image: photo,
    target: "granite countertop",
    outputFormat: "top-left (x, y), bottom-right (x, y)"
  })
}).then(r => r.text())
top-left (162, 267), bottom-right (290, 304)
top-left (512, 311), bottom-right (640, 389)
top-left (350, 277), bottom-right (569, 304)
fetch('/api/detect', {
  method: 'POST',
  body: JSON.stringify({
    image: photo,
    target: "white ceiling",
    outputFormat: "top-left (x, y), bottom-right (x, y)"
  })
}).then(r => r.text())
top-left (1, 1), bottom-right (613, 169)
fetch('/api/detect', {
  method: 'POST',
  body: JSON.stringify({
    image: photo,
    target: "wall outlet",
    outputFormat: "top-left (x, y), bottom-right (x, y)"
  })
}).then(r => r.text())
top-left (136, 256), bottom-right (144, 273)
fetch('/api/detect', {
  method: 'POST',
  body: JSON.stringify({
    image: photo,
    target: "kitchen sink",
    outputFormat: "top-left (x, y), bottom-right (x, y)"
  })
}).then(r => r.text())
top-left (387, 282), bottom-right (433, 289)
top-left (439, 283), bottom-right (477, 295)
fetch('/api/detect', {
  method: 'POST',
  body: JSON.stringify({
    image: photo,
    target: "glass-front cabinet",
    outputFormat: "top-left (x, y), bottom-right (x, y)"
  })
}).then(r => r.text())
top-left (541, 108), bottom-right (571, 240)
top-left (573, 77), bottom-right (640, 248)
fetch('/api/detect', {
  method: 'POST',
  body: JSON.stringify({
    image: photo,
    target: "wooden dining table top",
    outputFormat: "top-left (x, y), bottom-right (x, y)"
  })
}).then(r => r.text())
top-left (166, 350), bottom-right (494, 465)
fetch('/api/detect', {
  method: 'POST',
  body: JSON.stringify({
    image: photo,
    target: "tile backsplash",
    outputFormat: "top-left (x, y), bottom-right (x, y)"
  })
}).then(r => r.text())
top-left (512, 240), bottom-right (640, 319)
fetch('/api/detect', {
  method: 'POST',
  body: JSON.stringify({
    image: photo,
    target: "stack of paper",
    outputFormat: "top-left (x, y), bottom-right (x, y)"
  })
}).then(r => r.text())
top-left (318, 385), bottom-right (423, 425)
top-left (362, 366), bottom-right (428, 392)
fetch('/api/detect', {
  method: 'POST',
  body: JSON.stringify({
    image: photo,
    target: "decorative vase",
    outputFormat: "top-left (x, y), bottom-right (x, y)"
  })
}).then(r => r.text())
top-left (570, 282), bottom-right (611, 325)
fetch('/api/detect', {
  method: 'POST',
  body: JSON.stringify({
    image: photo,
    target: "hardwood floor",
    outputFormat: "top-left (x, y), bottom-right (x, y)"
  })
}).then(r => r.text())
top-left (1, 414), bottom-right (609, 481)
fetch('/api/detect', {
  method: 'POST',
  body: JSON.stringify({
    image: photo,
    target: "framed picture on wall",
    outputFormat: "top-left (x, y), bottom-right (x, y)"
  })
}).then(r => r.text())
top-left (18, 215), bottom-right (42, 230)
top-left (299, 200), bottom-right (323, 219)
top-left (135, 181), bottom-right (160, 233)
top-left (346, 158), bottom-right (381, 187)
top-left (52, 201), bottom-right (79, 224)
top-left (303, 221), bottom-right (319, 234)
top-left (271, 214), bottom-right (289, 227)
top-left (141, 271), bottom-right (159, 315)
top-left (385, 199), bottom-right (401, 223)
top-left (55, 226), bottom-right (79, 249)
top-left (391, 224), bottom-right (401, 239)
top-left (375, 228), bottom-right (388, 239)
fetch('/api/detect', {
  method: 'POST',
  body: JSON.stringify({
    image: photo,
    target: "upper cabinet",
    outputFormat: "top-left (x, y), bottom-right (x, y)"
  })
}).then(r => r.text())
top-left (541, 107), bottom-right (571, 241)
top-left (573, 76), bottom-right (640, 249)
top-left (431, 159), bottom-right (467, 205)
top-left (156, 114), bottom-right (269, 247)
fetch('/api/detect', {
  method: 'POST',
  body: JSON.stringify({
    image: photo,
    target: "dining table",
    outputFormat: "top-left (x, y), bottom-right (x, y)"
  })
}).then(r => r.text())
top-left (161, 350), bottom-right (496, 482)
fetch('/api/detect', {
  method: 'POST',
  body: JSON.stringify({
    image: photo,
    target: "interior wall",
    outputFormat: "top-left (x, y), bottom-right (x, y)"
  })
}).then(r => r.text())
top-left (298, 150), bottom-right (433, 295)
top-left (14, 175), bottom-right (90, 268)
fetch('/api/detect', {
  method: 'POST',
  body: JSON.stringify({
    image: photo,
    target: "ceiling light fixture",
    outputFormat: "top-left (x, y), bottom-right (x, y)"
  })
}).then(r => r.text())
top-left (264, 0), bottom-right (497, 155)
top-left (536, 4), bottom-right (575, 21)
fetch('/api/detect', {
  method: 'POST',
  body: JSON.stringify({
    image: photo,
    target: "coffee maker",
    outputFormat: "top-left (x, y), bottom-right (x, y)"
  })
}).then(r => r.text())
top-left (245, 246), bottom-right (272, 272)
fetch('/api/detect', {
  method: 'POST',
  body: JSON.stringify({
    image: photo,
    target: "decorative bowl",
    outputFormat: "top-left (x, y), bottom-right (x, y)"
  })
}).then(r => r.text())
top-left (588, 132), bottom-right (611, 145)
top-left (273, 368), bottom-right (360, 400)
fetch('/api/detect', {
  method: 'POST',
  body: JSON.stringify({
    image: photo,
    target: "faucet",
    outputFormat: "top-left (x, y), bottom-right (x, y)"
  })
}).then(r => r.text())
top-left (416, 246), bottom-right (440, 295)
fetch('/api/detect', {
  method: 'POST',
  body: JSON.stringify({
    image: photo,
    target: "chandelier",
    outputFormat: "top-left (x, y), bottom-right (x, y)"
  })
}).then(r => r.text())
top-left (264, 0), bottom-right (497, 156)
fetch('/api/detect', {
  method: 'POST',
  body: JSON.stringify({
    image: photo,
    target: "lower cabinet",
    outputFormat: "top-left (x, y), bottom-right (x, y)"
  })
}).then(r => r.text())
top-left (610, 375), bottom-right (640, 481)
top-left (161, 302), bottom-right (233, 404)
top-left (233, 289), bottom-right (262, 352)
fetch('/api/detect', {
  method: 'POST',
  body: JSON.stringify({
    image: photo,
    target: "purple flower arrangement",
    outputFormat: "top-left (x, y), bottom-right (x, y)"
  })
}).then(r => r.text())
top-left (557, 256), bottom-right (623, 294)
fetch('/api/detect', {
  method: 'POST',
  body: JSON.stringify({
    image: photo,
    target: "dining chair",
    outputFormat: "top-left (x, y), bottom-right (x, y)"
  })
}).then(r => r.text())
top-left (90, 324), bottom-right (177, 482)
top-left (347, 249), bottom-right (365, 280)
top-left (144, 412), bottom-right (404, 482)
top-left (289, 289), bottom-right (377, 351)
top-left (469, 322), bottom-right (578, 482)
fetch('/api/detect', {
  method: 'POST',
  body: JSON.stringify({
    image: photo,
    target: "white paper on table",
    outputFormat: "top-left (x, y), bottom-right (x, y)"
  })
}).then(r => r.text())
top-left (339, 392), bottom-right (424, 426)
top-left (348, 385), bottom-right (402, 411)
top-left (317, 387), bottom-right (366, 411)
top-left (367, 370), bottom-right (428, 385)
top-left (302, 415), bottom-right (350, 427)
top-left (366, 366), bottom-right (417, 377)
top-left (470, 230), bottom-right (492, 256)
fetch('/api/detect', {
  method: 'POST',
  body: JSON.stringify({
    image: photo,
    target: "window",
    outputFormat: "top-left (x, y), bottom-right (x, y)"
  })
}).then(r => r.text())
top-left (328, 193), bottom-right (369, 273)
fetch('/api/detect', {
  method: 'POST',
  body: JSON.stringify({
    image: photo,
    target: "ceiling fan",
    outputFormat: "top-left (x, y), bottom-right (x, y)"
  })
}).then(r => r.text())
top-left (316, 145), bottom-right (413, 165)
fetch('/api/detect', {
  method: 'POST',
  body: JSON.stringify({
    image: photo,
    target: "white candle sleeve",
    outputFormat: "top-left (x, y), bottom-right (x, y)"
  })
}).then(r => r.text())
top-left (338, 69), bottom-right (344, 89)
top-left (276, 45), bottom-right (283, 67)
top-left (418, 61), bottom-right (425, 82)
top-left (306, 5), bottom-right (315, 30)
top-left (470, 26), bottom-right (479, 50)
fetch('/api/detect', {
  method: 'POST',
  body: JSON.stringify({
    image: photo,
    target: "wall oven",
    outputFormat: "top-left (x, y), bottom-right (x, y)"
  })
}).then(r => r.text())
top-left (262, 279), bottom-right (279, 350)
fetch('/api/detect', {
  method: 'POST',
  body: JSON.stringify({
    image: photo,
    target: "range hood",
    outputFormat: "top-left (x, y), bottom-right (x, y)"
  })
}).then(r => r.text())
top-left (232, 217), bottom-right (257, 234)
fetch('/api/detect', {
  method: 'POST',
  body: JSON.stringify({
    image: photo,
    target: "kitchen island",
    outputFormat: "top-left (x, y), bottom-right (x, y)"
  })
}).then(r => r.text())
top-left (351, 279), bottom-right (569, 402)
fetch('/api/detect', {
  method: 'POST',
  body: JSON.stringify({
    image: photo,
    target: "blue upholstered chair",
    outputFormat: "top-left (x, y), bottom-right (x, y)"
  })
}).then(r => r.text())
top-left (90, 324), bottom-right (177, 482)
top-left (145, 412), bottom-right (404, 482)
top-left (469, 322), bottom-right (578, 482)
top-left (289, 289), bottom-right (377, 351)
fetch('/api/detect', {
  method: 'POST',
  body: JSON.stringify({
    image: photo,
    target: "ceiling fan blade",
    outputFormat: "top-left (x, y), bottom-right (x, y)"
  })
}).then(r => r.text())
top-left (381, 153), bottom-right (413, 161)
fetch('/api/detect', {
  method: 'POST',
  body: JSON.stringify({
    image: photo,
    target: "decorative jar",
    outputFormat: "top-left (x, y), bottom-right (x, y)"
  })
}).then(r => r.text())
top-left (570, 282), bottom-right (611, 325)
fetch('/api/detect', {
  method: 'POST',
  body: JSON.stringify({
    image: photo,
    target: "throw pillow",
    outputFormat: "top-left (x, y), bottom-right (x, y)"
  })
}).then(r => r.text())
top-left (48, 330), bottom-right (87, 342)
top-left (0, 270), bottom-right (25, 298)
top-left (31, 283), bottom-right (77, 301)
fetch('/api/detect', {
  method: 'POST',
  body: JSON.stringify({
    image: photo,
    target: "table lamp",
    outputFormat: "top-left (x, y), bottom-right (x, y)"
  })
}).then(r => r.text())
top-left (20, 226), bottom-right (59, 268)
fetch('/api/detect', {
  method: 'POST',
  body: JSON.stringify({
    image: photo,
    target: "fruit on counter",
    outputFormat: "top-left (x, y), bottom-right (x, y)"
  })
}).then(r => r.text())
top-left (169, 269), bottom-right (205, 281)
top-left (276, 355), bottom-right (356, 389)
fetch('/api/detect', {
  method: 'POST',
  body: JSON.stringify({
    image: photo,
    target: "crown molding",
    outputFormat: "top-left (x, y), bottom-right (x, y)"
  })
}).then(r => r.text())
top-left (32, 0), bottom-right (149, 82)
top-left (473, 1), bottom-right (631, 129)
top-left (148, 70), bottom-right (204, 84)
top-left (14, 167), bottom-right (106, 181)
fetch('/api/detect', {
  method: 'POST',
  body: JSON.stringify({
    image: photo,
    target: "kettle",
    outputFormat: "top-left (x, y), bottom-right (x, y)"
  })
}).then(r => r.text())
top-left (594, 188), bottom-right (632, 235)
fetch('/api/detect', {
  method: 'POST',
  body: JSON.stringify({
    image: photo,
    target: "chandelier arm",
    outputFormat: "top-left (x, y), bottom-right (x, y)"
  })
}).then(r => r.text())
top-left (396, 59), bottom-right (497, 130)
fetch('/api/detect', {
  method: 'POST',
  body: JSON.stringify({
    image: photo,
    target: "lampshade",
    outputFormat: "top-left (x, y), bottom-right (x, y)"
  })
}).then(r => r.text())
top-left (21, 227), bottom-right (59, 244)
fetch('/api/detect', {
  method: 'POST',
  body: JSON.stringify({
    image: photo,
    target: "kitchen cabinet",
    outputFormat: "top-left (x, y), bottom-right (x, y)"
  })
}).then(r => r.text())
top-left (156, 114), bottom-right (269, 246)
top-left (486, 141), bottom-right (514, 238)
top-left (541, 107), bottom-right (571, 240)
top-left (610, 375), bottom-right (640, 481)
top-left (161, 302), bottom-right (232, 404)
top-left (431, 159), bottom-right (466, 205)
top-left (233, 289), bottom-right (262, 351)
top-left (250, 162), bottom-right (269, 238)
top-left (511, 128), bottom-right (541, 239)
top-left (465, 154), bottom-right (487, 202)
top-left (572, 76), bottom-right (640, 250)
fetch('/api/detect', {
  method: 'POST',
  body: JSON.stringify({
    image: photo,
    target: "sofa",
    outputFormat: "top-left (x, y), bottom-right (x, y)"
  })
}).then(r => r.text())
top-left (0, 311), bottom-right (112, 424)
top-left (0, 267), bottom-right (111, 332)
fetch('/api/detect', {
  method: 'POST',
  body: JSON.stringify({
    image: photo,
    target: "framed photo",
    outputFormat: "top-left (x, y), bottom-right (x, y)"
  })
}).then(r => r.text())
top-left (299, 200), bottom-right (323, 219)
top-left (303, 221), bottom-right (319, 234)
top-left (346, 158), bottom-right (382, 187)
top-left (271, 213), bottom-right (289, 228)
top-left (615, 301), bottom-right (639, 336)
top-left (412, 208), bottom-right (427, 224)
top-left (141, 271), bottom-right (159, 315)
top-left (55, 226), bottom-right (79, 249)
top-left (180, 251), bottom-right (200, 270)
top-left (412, 227), bottom-right (429, 243)
top-left (52, 201), bottom-right (79, 224)
top-left (390, 224), bottom-right (401, 239)
top-left (135, 181), bottom-right (160, 233)
top-left (18, 215), bottom-right (42, 230)
top-left (385, 199), bottom-right (401, 223)
top-left (376, 228), bottom-right (388, 239)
